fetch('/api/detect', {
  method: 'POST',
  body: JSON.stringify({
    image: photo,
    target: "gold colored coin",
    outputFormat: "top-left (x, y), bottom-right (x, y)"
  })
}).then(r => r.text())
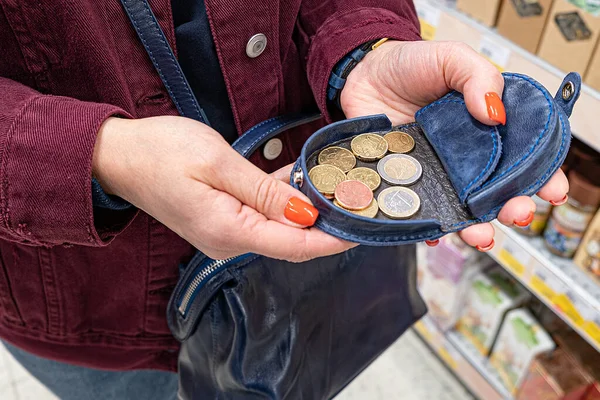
top-left (384, 131), bottom-right (415, 153)
top-left (350, 133), bottom-right (388, 161)
top-left (346, 167), bottom-right (381, 191)
top-left (333, 199), bottom-right (379, 218)
top-left (318, 146), bottom-right (356, 172)
top-left (308, 165), bottom-right (346, 195)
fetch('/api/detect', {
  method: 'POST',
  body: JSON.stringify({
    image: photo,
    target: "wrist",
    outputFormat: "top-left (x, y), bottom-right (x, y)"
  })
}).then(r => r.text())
top-left (92, 117), bottom-right (132, 199)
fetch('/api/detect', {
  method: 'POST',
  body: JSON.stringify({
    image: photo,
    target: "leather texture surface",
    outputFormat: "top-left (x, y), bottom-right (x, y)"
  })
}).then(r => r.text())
top-left (292, 72), bottom-right (576, 245)
top-left (170, 245), bottom-right (425, 400)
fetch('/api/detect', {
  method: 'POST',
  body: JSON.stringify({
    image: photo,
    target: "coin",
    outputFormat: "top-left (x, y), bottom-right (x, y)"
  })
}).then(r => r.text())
top-left (308, 165), bottom-right (346, 195)
top-left (350, 133), bottom-right (388, 161)
top-left (318, 146), bottom-right (356, 172)
top-left (377, 154), bottom-right (422, 186)
top-left (346, 167), bottom-right (381, 191)
top-left (377, 187), bottom-right (420, 219)
top-left (384, 131), bottom-right (415, 153)
top-left (334, 198), bottom-right (379, 218)
top-left (334, 180), bottom-right (373, 211)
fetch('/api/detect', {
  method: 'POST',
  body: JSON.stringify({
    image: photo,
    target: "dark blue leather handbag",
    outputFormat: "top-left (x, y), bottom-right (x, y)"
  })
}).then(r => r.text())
top-left (120, 1), bottom-right (580, 398)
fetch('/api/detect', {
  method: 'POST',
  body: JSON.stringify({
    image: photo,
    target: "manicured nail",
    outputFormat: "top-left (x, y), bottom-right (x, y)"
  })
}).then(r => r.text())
top-left (514, 212), bottom-right (534, 227)
top-left (425, 239), bottom-right (440, 247)
top-left (550, 194), bottom-right (568, 206)
top-left (476, 238), bottom-right (495, 253)
top-left (284, 197), bottom-right (318, 226)
top-left (485, 92), bottom-right (506, 125)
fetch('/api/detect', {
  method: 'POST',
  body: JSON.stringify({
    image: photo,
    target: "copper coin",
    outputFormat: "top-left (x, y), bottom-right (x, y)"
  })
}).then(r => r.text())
top-left (334, 180), bottom-right (373, 211)
top-left (334, 198), bottom-right (379, 218)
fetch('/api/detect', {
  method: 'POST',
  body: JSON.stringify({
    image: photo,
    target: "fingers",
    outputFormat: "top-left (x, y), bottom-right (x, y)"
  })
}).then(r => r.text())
top-left (439, 42), bottom-right (506, 126)
top-left (497, 196), bottom-right (536, 227)
top-left (270, 163), bottom-right (295, 183)
top-left (537, 170), bottom-right (569, 205)
top-left (457, 222), bottom-right (495, 251)
top-left (205, 152), bottom-right (318, 228)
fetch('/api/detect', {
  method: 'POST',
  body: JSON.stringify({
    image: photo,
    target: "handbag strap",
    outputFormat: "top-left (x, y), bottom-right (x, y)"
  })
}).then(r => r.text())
top-left (119, 0), bottom-right (321, 157)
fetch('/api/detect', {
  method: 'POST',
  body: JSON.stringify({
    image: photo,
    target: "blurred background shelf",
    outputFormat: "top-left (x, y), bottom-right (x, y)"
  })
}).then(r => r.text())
top-left (414, 0), bottom-right (600, 153)
top-left (414, 316), bottom-right (514, 400)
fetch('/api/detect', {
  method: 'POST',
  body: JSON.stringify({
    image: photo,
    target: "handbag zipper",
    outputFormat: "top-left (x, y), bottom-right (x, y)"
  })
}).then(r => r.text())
top-left (178, 254), bottom-right (251, 316)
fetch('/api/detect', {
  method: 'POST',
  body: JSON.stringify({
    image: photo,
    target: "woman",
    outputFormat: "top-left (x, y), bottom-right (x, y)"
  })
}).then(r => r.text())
top-left (0, 0), bottom-right (567, 398)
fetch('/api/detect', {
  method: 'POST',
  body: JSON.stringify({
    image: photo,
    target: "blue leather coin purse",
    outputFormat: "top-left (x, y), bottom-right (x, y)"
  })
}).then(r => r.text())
top-left (288, 72), bottom-right (579, 245)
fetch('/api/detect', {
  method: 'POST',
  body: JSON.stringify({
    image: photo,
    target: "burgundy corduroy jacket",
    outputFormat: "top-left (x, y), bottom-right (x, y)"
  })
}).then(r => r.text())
top-left (0, 0), bottom-right (420, 371)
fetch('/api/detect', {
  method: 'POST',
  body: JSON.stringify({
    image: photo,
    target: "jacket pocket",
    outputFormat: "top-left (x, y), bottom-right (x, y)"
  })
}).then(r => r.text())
top-left (0, 245), bottom-right (23, 325)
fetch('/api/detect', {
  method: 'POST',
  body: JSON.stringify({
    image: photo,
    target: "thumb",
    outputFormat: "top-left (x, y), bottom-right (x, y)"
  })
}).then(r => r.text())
top-left (208, 152), bottom-right (318, 228)
top-left (440, 43), bottom-right (506, 126)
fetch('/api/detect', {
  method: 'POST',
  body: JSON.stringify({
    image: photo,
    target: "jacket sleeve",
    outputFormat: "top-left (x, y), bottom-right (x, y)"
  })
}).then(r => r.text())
top-left (0, 77), bottom-right (137, 247)
top-left (296, 0), bottom-right (422, 122)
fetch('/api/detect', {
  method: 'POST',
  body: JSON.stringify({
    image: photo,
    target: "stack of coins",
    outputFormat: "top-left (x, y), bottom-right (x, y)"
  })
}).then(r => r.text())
top-left (308, 130), bottom-right (423, 219)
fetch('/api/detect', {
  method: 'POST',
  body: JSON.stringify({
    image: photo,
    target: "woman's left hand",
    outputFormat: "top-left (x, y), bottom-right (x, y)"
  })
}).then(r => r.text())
top-left (341, 40), bottom-right (569, 251)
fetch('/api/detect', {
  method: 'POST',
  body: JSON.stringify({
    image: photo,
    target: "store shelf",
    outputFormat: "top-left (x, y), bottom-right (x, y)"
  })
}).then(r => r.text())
top-left (489, 221), bottom-right (600, 353)
top-left (415, 0), bottom-right (600, 153)
top-left (413, 316), bottom-right (513, 400)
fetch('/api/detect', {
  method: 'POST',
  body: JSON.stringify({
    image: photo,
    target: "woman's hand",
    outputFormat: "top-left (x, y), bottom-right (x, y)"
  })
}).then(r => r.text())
top-left (341, 40), bottom-right (569, 251)
top-left (92, 116), bottom-right (356, 261)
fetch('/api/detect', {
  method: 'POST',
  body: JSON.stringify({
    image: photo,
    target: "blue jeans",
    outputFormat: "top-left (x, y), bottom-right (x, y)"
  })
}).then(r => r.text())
top-left (3, 342), bottom-right (178, 400)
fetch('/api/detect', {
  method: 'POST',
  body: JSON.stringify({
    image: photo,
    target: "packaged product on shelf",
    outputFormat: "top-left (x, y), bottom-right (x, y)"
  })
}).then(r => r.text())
top-left (497, 0), bottom-right (554, 53)
top-left (586, 384), bottom-right (600, 400)
top-left (544, 170), bottom-right (600, 258)
top-left (516, 348), bottom-right (593, 399)
top-left (575, 208), bottom-right (600, 279)
top-left (571, 138), bottom-right (600, 186)
top-left (515, 194), bottom-right (553, 237)
top-left (490, 308), bottom-right (556, 394)
top-left (553, 329), bottom-right (600, 396)
top-left (417, 234), bottom-right (494, 331)
top-left (537, 0), bottom-right (600, 75)
top-left (456, 266), bottom-right (531, 356)
top-left (456, 0), bottom-right (503, 26)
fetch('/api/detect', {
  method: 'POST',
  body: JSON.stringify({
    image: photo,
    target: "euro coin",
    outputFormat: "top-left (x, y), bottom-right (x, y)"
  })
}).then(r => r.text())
top-left (350, 133), bottom-right (388, 161)
top-left (346, 167), bottom-right (381, 191)
top-left (384, 131), bottom-right (415, 153)
top-left (334, 180), bottom-right (373, 211)
top-left (334, 198), bottom-right (379, 218)
top-left (308, 165), bottom-right (346, 195)
top-left (318, 146), bottom-right (356, 172)
top-left (377, 187), bottom-right (420, 219)
top-left (377, 154), bottom-right (422, 186)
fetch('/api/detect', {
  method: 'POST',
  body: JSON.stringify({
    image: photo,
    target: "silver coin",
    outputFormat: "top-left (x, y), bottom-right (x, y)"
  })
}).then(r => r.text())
top-left (377, 187), bottom-right (421, 219)
top-left (377, 154), bottom-right (422, 186)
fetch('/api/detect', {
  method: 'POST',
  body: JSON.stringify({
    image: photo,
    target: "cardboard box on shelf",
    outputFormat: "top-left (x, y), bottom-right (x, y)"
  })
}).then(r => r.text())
top-left (497, 0), bottom-right (554, 54)
top-left (456, 266), bottom-right (531, 356)
top-left (417, 234), bottom-right (494, 331)
top-left (490, 308), bottom-right (556, 394)
top-left (457, 0), bottom-right (503, 27)
top-left (537, 0), bottom-right (600, 75)
top-left (585, 42), bottom-right (600, 92)
top-left (516, 349), bottom-right (593, 400)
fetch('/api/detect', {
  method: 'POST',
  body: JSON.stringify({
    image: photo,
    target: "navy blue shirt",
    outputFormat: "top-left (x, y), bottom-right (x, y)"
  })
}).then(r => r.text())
top-left (171, 0), bottom-right (237, 143)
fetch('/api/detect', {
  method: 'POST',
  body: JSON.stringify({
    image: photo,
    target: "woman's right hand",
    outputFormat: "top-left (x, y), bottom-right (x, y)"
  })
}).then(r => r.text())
top-left (92, 116), bottom-right (356, 262)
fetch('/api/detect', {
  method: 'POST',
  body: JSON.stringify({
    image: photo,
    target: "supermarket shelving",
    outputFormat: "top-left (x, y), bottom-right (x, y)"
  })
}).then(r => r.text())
top-left (415, 0), bottom-right (600, 153)
top-left (414, 316), bottom-right (513, 400)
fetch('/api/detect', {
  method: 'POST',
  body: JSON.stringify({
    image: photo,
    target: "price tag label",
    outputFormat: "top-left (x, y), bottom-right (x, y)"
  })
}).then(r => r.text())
top-left (530, 267), bottom-right (565, 301)
top-left (415, 320), bottom-right (434, 343)
top-left (497, 238), bottom-right (530, 277)
top-left (479, 36), bottom-right (511, 72)
top-left (417, 2), bottom-right (441, 41)
top-left (439, 345), bottom-right (459, 371)
top-left (583, 320), bottom-right (600, 346)
top-left (552, 292), bottom-right (585, 327)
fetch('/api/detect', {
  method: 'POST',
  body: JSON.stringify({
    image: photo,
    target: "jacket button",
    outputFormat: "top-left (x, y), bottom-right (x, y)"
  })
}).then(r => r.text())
top-left (263, 138), bottom-right (283, 160)
top-left (246, 34), bottom-right (267, 58)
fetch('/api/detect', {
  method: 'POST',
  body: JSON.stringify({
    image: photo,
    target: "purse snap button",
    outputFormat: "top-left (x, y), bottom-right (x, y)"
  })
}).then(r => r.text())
top-left (246, 34), bottom-right (267, 58)
top-left (562, 81), bottom-right (574, 101)
top-left (263, 138), bottom-right (283, 160)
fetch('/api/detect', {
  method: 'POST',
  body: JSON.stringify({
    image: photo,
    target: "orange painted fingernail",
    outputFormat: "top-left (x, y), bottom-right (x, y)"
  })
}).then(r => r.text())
top-left (425, 239), bottom-right (440, 247)
top-left (476, 238), bottom-right (495, 253)
top-left (485, 92), bottom-right (506, 125)
top-left (284, 197), bottom-right (318, 226)
top-left (550, 194), bottom-right (568, 206)
top-left (514, 212), bottom-right (534, 227)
